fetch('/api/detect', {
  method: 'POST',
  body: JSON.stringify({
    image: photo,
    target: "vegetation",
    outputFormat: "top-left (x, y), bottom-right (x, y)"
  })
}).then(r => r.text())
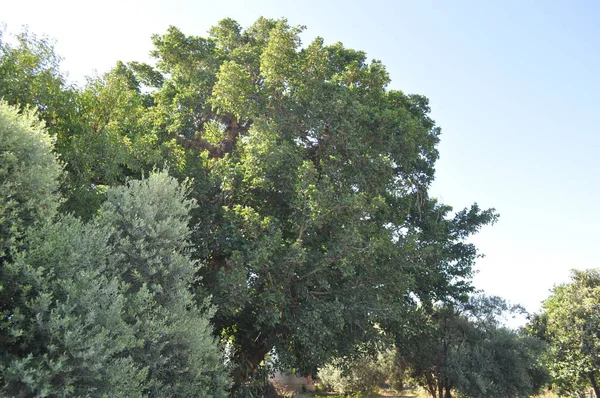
top-left (138, 19), bottom-right (499, 391)
top-left (0, 102), bottom-right (229, 396)
top-left (529, 269), bottom-right (600, 398)
top-left (317, 350), bottom-right (398, 395)
top-left (0, 16), bottom-right (593, 397)
top-left (394, 295), bottom-right (548, 398)
top-left (315, 296), bottom-right (547, 398)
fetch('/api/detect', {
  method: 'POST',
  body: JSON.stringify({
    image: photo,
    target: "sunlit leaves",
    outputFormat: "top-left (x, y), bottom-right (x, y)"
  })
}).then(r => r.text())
top-left (210, 60), bottom-right (256, 119)
top-left (260, 21), bottom-right (303, 93)
top-left (538, 269), bottom-right (600, 395)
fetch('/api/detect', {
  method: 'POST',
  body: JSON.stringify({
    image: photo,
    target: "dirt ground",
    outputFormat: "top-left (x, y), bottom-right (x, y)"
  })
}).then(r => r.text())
top-left (271, 381), bottom-right (420, 398)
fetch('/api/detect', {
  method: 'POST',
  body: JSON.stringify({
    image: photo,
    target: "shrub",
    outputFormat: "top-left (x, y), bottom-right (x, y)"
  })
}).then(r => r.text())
top-left (0, 104), bottom-right (230, 396)
top-left (317, 350), bottom-right (396, 395)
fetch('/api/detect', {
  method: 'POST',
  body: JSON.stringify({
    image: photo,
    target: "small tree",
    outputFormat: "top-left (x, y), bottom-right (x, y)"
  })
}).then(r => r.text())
top-left (318, 350), bottom-right (395, 395)
top-left (395, 295), bottom-right (546, 398)
top-left (536, 269), bottom-right (600, 397)
top-left (98, 172), bottom-right (230, 397)
top-left (0, 105), bottom-right (229, 396)
top-left (1, 173), bottom-right (230, 397)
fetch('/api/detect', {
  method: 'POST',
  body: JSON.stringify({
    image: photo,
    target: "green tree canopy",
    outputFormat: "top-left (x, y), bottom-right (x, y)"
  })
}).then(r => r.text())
top-left (131, 18), bottom-right (499, 387)
top-left (0, 18), bottom-right (500, 393)
top-left (395, 295), bottom-right (546, 398)
top-left (0, 102), bottom-right (229, 396)
top-left (534, 269), bottom-right (600, 397)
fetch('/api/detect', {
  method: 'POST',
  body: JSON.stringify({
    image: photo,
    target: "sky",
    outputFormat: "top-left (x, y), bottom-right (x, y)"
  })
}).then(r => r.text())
top-left (3, 0), bottom-right (600, 322)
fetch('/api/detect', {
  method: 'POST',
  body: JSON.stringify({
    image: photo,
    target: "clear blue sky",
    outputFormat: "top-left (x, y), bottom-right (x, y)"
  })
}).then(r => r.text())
top-left (4, 0), bottom-right (600, 320)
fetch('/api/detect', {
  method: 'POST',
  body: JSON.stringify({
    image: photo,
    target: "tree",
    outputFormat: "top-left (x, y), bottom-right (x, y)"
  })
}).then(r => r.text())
top-left (0, 28), bottom-right (76, 136)
top-left (134, 18), bottom-right (498, 389)
top-left (97, 172), bottom-right (230, 397)
top-left (1, 172), bottom-right (230, 397)
top-left (0, 101), bottom-right (63, 355)
top-left (0, 19), bottom-right (499, 392)
top-left (535, 269), bottom-right (600, 397)
top-left (0, 104), bottom-right (229, 396)
top-left (0, 29), bottom-right (159, 220)
top-left (395, 295), bottom-right (546, 398)
top-left (60, 66), bottom-right (160, 219)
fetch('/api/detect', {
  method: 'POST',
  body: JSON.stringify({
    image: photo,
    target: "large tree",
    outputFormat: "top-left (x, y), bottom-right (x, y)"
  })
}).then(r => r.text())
top-left (1, 18), bottom-right (499, 392)
top-left (131, 18), bottom-right (498, 388)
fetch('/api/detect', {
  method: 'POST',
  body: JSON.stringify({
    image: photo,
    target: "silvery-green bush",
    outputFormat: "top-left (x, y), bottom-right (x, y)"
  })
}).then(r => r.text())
top-left (0, 102), bottom-right (229, 396)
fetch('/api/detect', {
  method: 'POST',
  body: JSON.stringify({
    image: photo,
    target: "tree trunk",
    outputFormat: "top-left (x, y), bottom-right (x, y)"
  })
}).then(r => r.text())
top-left (439, 337), bottom-right (449, 398)
top-left (231, 342), bottom-right (270, 392)
top-left (424, 374), bottom-right (436, 398)
top-left (444, 387), bottom-right (452, 398)
top-left (589, 371), bottom-right (600, 398)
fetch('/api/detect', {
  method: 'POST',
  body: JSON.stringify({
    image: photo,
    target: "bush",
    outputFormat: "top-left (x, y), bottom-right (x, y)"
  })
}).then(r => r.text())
top-left (317, 350), bottom-right (397, 395)
top-left (0, 101), bottom-right (62, 261)
top-left (0, 105), bottom-right (230, 396)
top-left (1, 173), bottom-right (231, 397)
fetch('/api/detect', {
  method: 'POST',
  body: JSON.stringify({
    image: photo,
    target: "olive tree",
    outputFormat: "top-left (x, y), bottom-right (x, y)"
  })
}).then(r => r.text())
top-left (0, 103), bottom-right (229, 396)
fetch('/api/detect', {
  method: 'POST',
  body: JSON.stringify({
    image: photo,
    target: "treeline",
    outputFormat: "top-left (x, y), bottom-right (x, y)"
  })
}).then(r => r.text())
top-left (0, 18), bottom-right (597, 397)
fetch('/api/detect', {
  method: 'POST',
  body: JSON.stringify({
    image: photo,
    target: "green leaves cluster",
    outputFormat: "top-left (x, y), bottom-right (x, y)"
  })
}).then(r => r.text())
top-left (395, 296), bottom-right (546, 398)
top-left (0, 102), bottom-right (229, 396)
top-left (0, 17), bottom-right (502, 394)
top-left (531, 269), bottom-right (600, 397)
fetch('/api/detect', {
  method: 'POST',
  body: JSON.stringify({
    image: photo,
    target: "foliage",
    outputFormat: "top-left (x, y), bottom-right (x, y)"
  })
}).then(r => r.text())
top-left (0, 27), bottom-right (76, 136)
top-left (0, 215), bottom-right (147, 397)
top-left (0, 101), bottom-right (63, 369)
top-left (0, 29), bottom-right (159, 219)
top-left (60, 65), bottom-right (161, 218)
top-left (0, 104), bottom-right (229, 397)
top-left (0, 18), bottom-right (499, 391)
top-left (0, 101), bottom-right (62, 259)
top-left (97, 172), bottom-right (230, 396)
top-left (532, 269), bottom-right (600, 397)
top-left (395, 295), bottom-right (546, 398)
top-left (317, 350), bottom-right (396, 395)
top-left (138, 18), bottom-right (499, 387)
